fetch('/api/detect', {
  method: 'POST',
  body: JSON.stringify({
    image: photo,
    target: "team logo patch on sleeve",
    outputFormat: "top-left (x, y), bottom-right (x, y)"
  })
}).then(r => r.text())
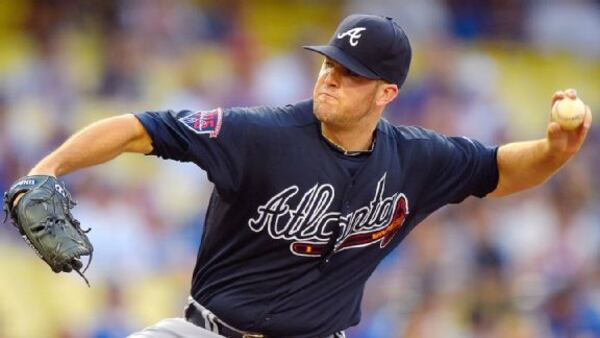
top-left (179, 108), bottom-right (223, 138)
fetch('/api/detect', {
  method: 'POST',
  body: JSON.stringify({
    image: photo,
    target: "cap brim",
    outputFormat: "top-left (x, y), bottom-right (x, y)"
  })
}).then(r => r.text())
top-left (303, 45), bottom-right (380, 80)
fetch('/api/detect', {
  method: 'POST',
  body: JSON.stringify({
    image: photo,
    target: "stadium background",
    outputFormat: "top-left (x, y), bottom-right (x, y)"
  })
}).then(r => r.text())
top-left (0, 0), bottom-right (599, 337)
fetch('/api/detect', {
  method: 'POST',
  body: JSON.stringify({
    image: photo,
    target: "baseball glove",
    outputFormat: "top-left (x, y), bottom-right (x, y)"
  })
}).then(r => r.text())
top-left (3, 175), bottom-right (93, 286)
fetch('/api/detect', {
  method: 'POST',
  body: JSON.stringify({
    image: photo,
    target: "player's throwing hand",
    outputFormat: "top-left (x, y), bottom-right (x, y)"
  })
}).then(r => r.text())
top-left (546, 88), bottom-right (593, 159)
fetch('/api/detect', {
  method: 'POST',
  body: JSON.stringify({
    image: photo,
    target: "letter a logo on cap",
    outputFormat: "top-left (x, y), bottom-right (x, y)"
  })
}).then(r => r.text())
top-left (337, 27), bottom-right (367, 47)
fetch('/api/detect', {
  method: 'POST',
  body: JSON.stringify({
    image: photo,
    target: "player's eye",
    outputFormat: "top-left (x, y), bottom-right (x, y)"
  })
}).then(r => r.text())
top-left (345, 69), bottom-right (360, 77)
top-left (323, 59), bottom-right (361, 79)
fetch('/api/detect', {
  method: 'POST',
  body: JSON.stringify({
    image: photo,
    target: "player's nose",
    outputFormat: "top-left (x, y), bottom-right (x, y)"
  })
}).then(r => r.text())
top-left (323, 67), bottom-right (341, 88)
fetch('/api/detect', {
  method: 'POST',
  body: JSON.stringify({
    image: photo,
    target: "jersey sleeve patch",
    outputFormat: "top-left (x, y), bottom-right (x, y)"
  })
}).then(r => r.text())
top-left (178, 108), bottom-right (223, 138)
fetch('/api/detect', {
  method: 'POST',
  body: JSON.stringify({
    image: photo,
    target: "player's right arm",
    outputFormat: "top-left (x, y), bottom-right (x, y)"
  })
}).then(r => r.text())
top-left (28, 114), bottom-right (152, 177)
top-left (23, 108), bottom-right (247, 203)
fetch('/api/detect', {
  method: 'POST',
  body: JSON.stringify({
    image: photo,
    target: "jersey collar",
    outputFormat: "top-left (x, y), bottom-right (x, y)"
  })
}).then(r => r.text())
top-left (321, 130), bottom-right (376, 157)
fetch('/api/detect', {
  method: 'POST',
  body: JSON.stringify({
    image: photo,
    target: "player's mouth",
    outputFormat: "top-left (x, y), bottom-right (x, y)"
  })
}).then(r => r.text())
top-left (318, 92), bottom-right (338, 101)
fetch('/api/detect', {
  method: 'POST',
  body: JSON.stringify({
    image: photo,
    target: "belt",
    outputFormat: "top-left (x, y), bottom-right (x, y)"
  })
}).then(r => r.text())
top-left (184, 301), bottom-right (266, 338)
top-left (184, 297), bottom-right (346, 338)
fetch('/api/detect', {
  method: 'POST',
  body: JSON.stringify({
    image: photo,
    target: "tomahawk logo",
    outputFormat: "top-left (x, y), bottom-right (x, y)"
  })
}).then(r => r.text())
top-left (248, 173), bottom-right (409, 257)
top-left (337, 27), bottom-right (367, 46)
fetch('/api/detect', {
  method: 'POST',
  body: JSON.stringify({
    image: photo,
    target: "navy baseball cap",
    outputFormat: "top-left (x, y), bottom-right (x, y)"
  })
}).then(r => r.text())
top-left (304, 14), bottom-right (412, 88)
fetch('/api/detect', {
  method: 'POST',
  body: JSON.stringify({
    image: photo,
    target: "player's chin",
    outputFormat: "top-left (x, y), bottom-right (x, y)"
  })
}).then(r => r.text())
top-left (314, 106), bottom-right (335, 123)
top-left (314, 101), bottom-right (337, 119)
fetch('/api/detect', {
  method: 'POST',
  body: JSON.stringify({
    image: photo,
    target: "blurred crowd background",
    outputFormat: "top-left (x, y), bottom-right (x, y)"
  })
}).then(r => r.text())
top-left (0, 0), bottom-right (599, 337)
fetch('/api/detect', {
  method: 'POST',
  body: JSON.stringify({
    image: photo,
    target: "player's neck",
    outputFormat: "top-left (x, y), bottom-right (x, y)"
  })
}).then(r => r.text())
top-left (320, 122), bottom-right (377, 153)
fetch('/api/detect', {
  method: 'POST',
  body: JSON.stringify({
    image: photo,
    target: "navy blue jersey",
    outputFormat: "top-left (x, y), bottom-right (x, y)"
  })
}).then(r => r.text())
top-left (135, 99), bottom-right (499, 337)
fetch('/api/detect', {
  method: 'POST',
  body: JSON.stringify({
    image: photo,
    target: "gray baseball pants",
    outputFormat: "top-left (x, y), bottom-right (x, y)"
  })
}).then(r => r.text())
top-left (128, 318), bottom-right (224, 337)
top-left (128, 319), bottom-right (346, 338)
top-left (127, 297), bottom-right (346, 338)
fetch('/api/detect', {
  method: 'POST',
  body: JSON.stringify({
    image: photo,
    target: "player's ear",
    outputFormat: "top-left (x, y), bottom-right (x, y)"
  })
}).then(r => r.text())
top-left (375, 82), bottom-right (398, 106)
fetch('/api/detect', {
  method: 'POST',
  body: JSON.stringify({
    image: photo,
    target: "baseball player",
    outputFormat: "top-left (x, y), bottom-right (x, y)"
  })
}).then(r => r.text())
top-left (3, 14), bottom-right (592, 338)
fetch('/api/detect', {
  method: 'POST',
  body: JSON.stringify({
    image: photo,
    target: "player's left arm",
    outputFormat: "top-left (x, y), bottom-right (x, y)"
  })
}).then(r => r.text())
top-left (489, 89), bottom-right (592, 197)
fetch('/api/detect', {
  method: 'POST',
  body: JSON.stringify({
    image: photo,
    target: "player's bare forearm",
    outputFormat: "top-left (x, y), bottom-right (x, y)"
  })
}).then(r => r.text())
top-left (29, 114), bottom-right (152, 177)
top-left (490, 89), bottom-right (592, 197)
top-left (490, 139), bottom-right (567, 197)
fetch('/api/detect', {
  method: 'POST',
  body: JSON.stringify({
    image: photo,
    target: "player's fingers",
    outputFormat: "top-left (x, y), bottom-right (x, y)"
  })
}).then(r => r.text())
top-left (552, 90), bottom-right (564, 100)
top-left (565, 88), bottom-right (577, 99)
top-left (547, 121), bottom-right (562, 138)
top-left (573, 105), bottom-right (592, 139)
top-left (551, 90), bottom-right (565, 107)
top-left (583, 105), bottom-right (592, 129)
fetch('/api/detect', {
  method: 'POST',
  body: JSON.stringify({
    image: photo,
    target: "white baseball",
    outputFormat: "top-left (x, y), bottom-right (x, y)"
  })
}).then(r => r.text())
top-left (551, 96), bottom-right (586, 130)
